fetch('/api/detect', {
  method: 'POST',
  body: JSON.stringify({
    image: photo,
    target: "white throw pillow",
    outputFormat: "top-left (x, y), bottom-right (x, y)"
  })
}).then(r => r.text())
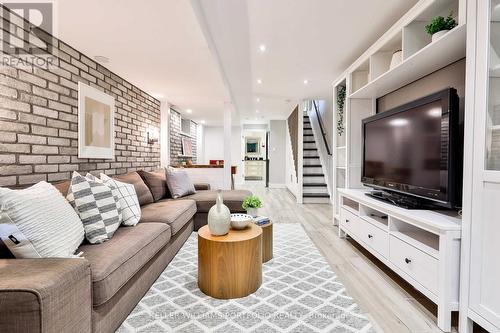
top-left (101, 173), bottom-right (141, 226)
top-left (67, 172), bottom-right (121, 244)
top-left (0, 181), bottom-right (84, 258)
top-left (165, 167), bottom-right (196, 199)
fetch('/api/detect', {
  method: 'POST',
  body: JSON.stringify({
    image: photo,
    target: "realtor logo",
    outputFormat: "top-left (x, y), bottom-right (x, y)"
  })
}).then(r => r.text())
top-left (1, 1), bottom-right (54, 55)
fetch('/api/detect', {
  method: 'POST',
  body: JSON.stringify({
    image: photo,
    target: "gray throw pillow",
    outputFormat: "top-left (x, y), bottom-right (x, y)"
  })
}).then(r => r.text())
top-left (165, 167), bottom-right (196, 199)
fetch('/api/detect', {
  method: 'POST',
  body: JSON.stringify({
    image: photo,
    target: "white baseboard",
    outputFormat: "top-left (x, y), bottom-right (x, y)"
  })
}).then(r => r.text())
top-left (269, 183), bottom-right (286, 189)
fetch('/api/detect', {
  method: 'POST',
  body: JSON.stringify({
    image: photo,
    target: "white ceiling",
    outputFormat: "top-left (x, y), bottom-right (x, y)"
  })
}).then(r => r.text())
top-left (55, 0), bottom-right (229, 125)
top-left (197, 0), bottom-right (419, 123)
top-left (55, 0), bottom-right (419, 126)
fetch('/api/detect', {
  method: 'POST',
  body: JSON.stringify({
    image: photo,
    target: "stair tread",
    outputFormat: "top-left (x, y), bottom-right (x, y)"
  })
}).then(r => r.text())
top-left (303, 183), bottom-right (327, 187)
top-left (303, 141), bottom-right (315, 143)
top-left (304, 165), bottom-right (322, 167)
top-left (303, 173), bottom-right (324, 177)
top-left (303, 148), bottom-right (318, 150)
top-left (303, 193), bottom-right (330, 198)
top-left (303, 156), bottom-right (320, 159)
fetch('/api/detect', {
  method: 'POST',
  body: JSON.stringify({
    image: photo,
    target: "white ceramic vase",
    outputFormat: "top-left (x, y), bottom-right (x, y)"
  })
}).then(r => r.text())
top-left (431, 30), bottom-right (449, 42)
top-left (208, 190), bottom-right (231, 236)
top-left (246, 207), bottom-right (259, 218)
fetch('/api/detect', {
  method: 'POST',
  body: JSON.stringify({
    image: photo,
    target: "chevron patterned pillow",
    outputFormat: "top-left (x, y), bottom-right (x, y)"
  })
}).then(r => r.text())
top-left (67, 172), bottom-right (121, 244)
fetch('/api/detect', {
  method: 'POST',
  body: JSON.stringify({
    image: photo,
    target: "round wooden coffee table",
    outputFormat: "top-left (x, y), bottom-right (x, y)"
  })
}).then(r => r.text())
top-left (260, 221), bottom-right (273, 263)
top-left (198, 224), bottom-right (262, 299)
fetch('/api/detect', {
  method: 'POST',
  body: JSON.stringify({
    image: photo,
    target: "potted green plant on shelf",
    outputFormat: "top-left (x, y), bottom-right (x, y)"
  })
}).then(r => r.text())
top-left (242, 195), bottom-right (262, 218)
top-left (425, 12), bottom-right (457, 42)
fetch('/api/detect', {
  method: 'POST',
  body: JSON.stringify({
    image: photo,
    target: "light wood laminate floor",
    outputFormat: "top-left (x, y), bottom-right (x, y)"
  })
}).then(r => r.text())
top-left (239, 183), bottom-right (458, 333)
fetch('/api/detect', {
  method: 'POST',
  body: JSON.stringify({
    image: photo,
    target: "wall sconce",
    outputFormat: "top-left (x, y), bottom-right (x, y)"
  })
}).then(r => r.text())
top-left (147, 127), bottom-right (159, 144)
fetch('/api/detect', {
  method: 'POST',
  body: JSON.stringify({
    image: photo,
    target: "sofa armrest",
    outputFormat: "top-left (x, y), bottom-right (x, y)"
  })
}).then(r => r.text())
top-left (194, 183), bottom-right (211, 191)
top-left (0, 258), bottom-right (92, 333)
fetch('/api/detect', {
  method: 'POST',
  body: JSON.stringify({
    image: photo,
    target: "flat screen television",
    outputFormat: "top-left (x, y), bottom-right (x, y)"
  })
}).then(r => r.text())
top-left (362, 88), bottom-right (462, 209)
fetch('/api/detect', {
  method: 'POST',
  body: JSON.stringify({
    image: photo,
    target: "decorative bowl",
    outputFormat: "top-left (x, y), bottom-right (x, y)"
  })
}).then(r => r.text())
top-left (230, 214), bottom-right (253, 230)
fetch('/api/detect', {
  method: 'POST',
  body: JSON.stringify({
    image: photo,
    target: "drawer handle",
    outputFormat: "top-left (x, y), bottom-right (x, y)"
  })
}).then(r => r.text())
top-left (405, 258), bottom-right (412, 264)
top-left (368, 234), bottom-right (373, 239)
top-left (345, 219), bottom-right (349, 223)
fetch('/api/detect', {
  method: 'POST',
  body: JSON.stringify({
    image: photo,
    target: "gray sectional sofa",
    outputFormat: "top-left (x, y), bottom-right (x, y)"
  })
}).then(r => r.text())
top-left (0, 170), bottom-right (251, 333)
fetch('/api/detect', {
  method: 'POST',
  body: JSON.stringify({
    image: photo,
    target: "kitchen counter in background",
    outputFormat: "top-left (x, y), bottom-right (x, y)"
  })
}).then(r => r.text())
top-left (171, 164), bottom-right (224, 168)
top-left (170, 164), bottom-right (237, 189)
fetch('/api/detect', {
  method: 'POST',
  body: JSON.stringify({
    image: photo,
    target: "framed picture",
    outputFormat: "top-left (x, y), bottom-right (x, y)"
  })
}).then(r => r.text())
top-left (181, 138), bottom-right (193, 157)
top-left (78, 82), bottom-right (115, 159)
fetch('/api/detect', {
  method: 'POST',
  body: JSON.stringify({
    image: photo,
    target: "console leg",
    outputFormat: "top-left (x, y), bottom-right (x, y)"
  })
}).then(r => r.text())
top-left (437, 305), bottom-right (452, 332)
top-left (338, 227), bottom-right (347, 239)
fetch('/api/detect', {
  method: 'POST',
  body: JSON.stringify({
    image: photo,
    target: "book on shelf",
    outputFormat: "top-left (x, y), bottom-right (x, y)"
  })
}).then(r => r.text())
top-left (253, 216), bottom-right (270, 226)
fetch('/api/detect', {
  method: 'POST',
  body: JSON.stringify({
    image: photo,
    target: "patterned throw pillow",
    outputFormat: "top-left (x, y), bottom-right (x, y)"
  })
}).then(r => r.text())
top-left (67, 172), bottom-right (121, 244)
top-left (101, 173), bottom-right (141, 226)
top-left (85, 173), bottom-right (123, 223)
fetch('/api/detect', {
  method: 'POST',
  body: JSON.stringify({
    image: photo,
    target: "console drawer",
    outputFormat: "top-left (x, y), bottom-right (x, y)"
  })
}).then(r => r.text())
top-left (340, 208), bottom-right (360, 235)
top-left (389, 235), bottom-right (439, 294)
top-left (358, 218), bottom-right (389, 258)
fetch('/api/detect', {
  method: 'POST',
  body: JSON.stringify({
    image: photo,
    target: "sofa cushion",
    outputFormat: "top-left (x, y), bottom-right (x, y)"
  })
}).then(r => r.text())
top-left (184, 190), bottom-right (252, 213)
top-left (140, 199), bottom-right (196, 236)
top-left (78, 223), bottom-right (171, 306)
top-left (113, 172), bottom-right (154, 206)
top-left (137, 169), bottom-right (169, 201)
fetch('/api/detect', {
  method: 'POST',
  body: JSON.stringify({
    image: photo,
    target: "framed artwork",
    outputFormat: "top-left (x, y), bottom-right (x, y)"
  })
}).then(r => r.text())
top-left (78, 82), bottom-right (115, 159)
top-left (181, 138), bottom-right (193, 157)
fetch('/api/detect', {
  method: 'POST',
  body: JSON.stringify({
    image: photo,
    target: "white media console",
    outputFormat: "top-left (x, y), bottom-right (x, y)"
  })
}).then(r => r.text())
top-left (338, 189), bottom-right (461, 332)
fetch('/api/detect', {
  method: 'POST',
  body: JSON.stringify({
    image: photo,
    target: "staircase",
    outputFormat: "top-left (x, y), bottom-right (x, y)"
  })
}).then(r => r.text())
top-left (302, 114), bottom-right (330, 203)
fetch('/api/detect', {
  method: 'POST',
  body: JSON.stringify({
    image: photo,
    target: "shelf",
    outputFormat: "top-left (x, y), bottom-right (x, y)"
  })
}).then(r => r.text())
top-left (336, 166), bottom-right (347, 169)
top-left (350, 24), bottom-right (466, 99)
top-left (337, 146), bottom-right (346, 150)
top-left (490, 125), bottom-right (500, 131)
top-left (490, 64), bottom-right (500, 78)
top-left (493, 0), bottom-right (500, 22)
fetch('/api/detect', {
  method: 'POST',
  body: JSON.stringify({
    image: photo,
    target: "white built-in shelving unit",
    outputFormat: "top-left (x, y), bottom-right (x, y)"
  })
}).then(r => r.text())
top-left (331, 0), bottom-right (466, 331)
top-left (459, 0), bottom-right (500, 332)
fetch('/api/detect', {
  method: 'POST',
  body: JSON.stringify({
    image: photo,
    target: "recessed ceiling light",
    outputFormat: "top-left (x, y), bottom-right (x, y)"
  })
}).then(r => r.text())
top-left (259, 44), bottom-right (266, 52)
top-left (303, 79), bottom-right (309, 85)
top-left (94, 55), bottom-right (109, 63)
top-left (200, 120), bottom-right (206, 124)
top-left (256, 97), bottom-right (260, 102)
top-left (186, 109), bottom-right (192, 114)
top-left (256, 110), bottom-right (260, 113)
top-left (257, 79), bottom-right (262, 84)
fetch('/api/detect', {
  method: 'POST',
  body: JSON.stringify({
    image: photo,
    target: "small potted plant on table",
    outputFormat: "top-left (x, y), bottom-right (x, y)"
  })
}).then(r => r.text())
top-left (242, 195), bottom-right (262, 218)
top-left (425, 13), bottom-right (457, 42)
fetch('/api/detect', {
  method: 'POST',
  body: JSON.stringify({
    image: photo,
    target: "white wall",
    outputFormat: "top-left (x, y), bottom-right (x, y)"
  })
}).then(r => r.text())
top-left (200, 126), bottom-right (244, 184)
top-left (203, 126), bottom-right (224, 162)
top-left (160, 101), bottom-right (170, 167)
top-left (285, 119), bottom-right (299, 198)
top-left (269, 120), bottom-right (286, 186)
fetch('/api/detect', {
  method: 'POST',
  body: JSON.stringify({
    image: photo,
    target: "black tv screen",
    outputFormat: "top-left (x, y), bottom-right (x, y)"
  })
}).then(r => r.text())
top-left (362, 88), bottom-right (461, 208)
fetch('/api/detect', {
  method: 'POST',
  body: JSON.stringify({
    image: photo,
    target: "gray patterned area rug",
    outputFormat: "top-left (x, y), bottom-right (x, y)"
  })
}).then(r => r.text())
top-left (119, 224), bottom-right (374, 333)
